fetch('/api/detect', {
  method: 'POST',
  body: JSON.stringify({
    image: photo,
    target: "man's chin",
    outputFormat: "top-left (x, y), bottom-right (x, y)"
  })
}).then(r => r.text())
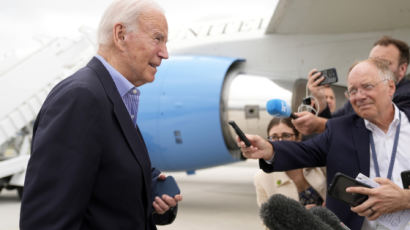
top-left (358, 104), bottom-right (374, 111)
top-left (358, 110), bottom-right (376, 120)
top-left (145, 74), bottom-right (155, 83)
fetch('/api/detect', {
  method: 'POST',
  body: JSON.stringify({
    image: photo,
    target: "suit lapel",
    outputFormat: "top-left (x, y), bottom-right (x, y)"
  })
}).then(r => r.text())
top-left (352, 116), bottom-right (371, 176)
top-left (87, 57), bottom-right (152, 199)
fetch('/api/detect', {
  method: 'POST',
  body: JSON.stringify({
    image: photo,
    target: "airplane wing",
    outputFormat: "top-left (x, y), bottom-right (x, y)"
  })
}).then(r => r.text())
top-left (266, 0), bottom-right (410, 34)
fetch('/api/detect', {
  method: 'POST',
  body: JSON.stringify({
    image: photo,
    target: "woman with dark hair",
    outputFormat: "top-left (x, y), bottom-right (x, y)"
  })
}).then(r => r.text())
top-left (253, 117), bottom-right (326, 213)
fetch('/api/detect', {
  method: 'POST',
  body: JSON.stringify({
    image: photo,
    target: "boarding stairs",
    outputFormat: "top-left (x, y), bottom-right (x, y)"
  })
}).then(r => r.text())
top-left (0, 35), bottom-right (95, 195)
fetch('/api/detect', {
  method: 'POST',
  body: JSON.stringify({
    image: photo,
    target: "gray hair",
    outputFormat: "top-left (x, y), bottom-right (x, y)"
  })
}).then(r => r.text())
top-left (97, 0), bottom-right (164, 46)
top-left (371, 58), bottom-right (395, 82)
top-left (349, 58), bottom-right (395, 83)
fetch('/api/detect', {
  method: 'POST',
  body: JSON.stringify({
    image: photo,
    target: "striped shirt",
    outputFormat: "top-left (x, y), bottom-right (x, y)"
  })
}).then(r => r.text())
top-left (95, 55), bottom-right (140, 126)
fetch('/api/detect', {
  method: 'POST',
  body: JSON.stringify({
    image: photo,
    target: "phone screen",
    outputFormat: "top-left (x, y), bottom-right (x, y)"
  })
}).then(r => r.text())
top-left (328, 173), bottom-right (370, 206)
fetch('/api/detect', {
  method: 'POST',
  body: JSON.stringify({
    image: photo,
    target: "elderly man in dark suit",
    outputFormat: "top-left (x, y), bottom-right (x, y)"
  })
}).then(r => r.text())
top-left (294, 36), bottom-right (410, 135)
top-left (20, 0), bottom-right (182, 229)
top-left (239, 58), bottom-right (410, 230)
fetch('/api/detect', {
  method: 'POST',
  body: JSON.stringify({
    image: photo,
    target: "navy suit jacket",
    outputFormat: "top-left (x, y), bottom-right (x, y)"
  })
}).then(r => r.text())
top-left (21, 58), bottom-right (172, 230)
top-left (260, 107), bottom-right (410, 230)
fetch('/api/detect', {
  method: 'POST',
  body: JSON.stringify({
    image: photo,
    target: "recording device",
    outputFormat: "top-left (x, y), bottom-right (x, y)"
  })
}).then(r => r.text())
top-left (309, 207), bottom-right (351, 230)
top-left (260, 194), bottom-right (350, 230)
top-left (401, 170), bottom-right (410, 189)
top-left (228, 121), bottom-right (251, 147)
top-left (260, 194), bottom-right (330, 230)
top-left (328, 172), bottom-right (371, 207)
top-left (266, 99), bottom-right (297, 119)
top-left (153, 176), bottom-right (180, 198)
top-left (302, 97), bottom-right (312, 106)
top-left (314, 68), bottom-right (338, 86)
top-left (299, 96), bottom-right (319, 114)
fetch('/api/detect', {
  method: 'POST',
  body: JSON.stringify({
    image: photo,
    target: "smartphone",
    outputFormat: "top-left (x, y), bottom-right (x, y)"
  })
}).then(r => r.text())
top-left (228, 121), bottom-right (251, 147)
top-left (315, 68), bottom-right (338, 86)
top-left (328, 172), bottom-right (371, 206)
top-left (154, 176), bottom-right (180, 198)
top-left (401, 170), bottom-right (410, 189)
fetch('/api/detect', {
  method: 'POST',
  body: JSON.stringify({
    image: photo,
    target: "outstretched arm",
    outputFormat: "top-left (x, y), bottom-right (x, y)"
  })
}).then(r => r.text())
top-left (237, 134), bottom-right (274, 161)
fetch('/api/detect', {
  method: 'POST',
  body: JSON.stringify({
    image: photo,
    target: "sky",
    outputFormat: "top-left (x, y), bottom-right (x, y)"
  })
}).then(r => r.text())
top-left (0, 0), bottom-right (276, 59)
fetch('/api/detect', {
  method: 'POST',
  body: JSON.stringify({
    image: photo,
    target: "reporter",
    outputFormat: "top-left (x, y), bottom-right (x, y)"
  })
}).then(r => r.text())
top-left (240, 58), bottom-right (410, 230)
top-left (293, 36), bottom-right (410, 136)
top-left (306, 70), bottom-right (337, 114)
top-left (254, 118), bottom-right (326, 210)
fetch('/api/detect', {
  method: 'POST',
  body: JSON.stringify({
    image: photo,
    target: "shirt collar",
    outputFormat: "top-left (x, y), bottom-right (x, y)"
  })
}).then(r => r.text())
top-left (364, 104), bottom-right (400, 133)
top-left (95, 55), bottom-right (135, 97)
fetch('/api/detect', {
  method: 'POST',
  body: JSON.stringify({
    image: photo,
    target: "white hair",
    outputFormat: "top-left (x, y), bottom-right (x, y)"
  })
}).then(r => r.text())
top-left (97, 0), bottom-right (164, 46)
top-left (370, 58), bottom-right (395, 82)
top-left (349, 58), bottom-right (395, 83)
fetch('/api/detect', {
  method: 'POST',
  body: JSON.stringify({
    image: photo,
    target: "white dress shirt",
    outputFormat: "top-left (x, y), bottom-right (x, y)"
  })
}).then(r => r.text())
top-left (362, 104), bottom-right (410, 230)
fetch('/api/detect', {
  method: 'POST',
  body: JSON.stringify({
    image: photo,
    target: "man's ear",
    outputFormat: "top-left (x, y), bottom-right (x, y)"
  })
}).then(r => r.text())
top-left (113, 23), bottom-right (127, 51)
top-left (388, 79), bottom-right (396, 97)
top-left (398, 63), bottom-right (408, 81)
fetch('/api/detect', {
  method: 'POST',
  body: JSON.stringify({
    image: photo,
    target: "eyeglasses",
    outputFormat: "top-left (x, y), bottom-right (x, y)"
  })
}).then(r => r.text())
top-left (268, 133), bottom-right (295, 141)
top-left (345, 79), bottom-right (387, 98)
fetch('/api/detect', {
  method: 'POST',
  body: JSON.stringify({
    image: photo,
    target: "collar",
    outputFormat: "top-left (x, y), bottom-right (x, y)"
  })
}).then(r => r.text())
top-left (364, 104), bottom-right (400, 133)
top-left (95, 55), bottom-right (135, 97)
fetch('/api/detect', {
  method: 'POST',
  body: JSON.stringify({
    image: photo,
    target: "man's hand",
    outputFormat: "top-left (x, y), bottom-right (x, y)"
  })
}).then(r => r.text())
top-left (237, 134), bottom-right (274, 161)
top-left (292, 111), bottom-right (327, 135)
top-left (307, 69), bottom-right (332, 113)
top-left (347, 178), bottom-right (410, 220)
top-left (153, 174), bottom-right (183, 215)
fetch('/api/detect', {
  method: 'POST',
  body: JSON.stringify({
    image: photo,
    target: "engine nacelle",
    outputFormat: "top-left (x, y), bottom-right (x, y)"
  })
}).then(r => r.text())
top-left (138, 55), bottom-right (292, 171)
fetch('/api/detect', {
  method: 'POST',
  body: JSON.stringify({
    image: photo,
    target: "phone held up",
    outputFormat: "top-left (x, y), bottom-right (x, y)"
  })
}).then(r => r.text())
top-left (314, 68), bottom-right (338, 86)
top-left (228, 121), bottom-right (251, 147)
top-left (328, 172), bottom-right (371, 207)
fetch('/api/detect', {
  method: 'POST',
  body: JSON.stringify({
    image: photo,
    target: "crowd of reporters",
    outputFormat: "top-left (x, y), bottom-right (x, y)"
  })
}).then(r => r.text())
top-left (244, 36), bottom-right (410, 230)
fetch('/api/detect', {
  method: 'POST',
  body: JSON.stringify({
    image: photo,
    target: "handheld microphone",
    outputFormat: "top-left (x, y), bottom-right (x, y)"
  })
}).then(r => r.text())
top-left (309, 206), bottom-right (351, 230)
top-left (260, 194), bottom-right (332, 230)
top-left (266, 99), bottom-right (297, 119)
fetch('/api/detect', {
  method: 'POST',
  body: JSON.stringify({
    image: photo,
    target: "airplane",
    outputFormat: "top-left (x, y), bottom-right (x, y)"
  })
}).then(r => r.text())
top-left (1, 0), bottom-right (410, 197)
top-left (139, 0), bottom-right (410, 172)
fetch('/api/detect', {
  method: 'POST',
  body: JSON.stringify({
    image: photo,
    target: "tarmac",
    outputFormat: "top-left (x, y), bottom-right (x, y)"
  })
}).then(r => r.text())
top-left (0, 160), bottom-right (263, 230)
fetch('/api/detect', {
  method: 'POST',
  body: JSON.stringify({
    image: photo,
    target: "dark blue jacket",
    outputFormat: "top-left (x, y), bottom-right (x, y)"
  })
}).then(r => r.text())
top-left (21, 58), bottom-right (175, 230)
top-left (260, 107), bottom-right (410, 230)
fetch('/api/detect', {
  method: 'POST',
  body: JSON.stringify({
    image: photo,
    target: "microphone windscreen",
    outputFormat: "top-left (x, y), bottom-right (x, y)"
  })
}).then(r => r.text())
top-left (260, 194), bottom-right (331, 230)
top-left (266, 99), bottom-right (292, 117)
top-left (309, 206), bottom-right (351, 230)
